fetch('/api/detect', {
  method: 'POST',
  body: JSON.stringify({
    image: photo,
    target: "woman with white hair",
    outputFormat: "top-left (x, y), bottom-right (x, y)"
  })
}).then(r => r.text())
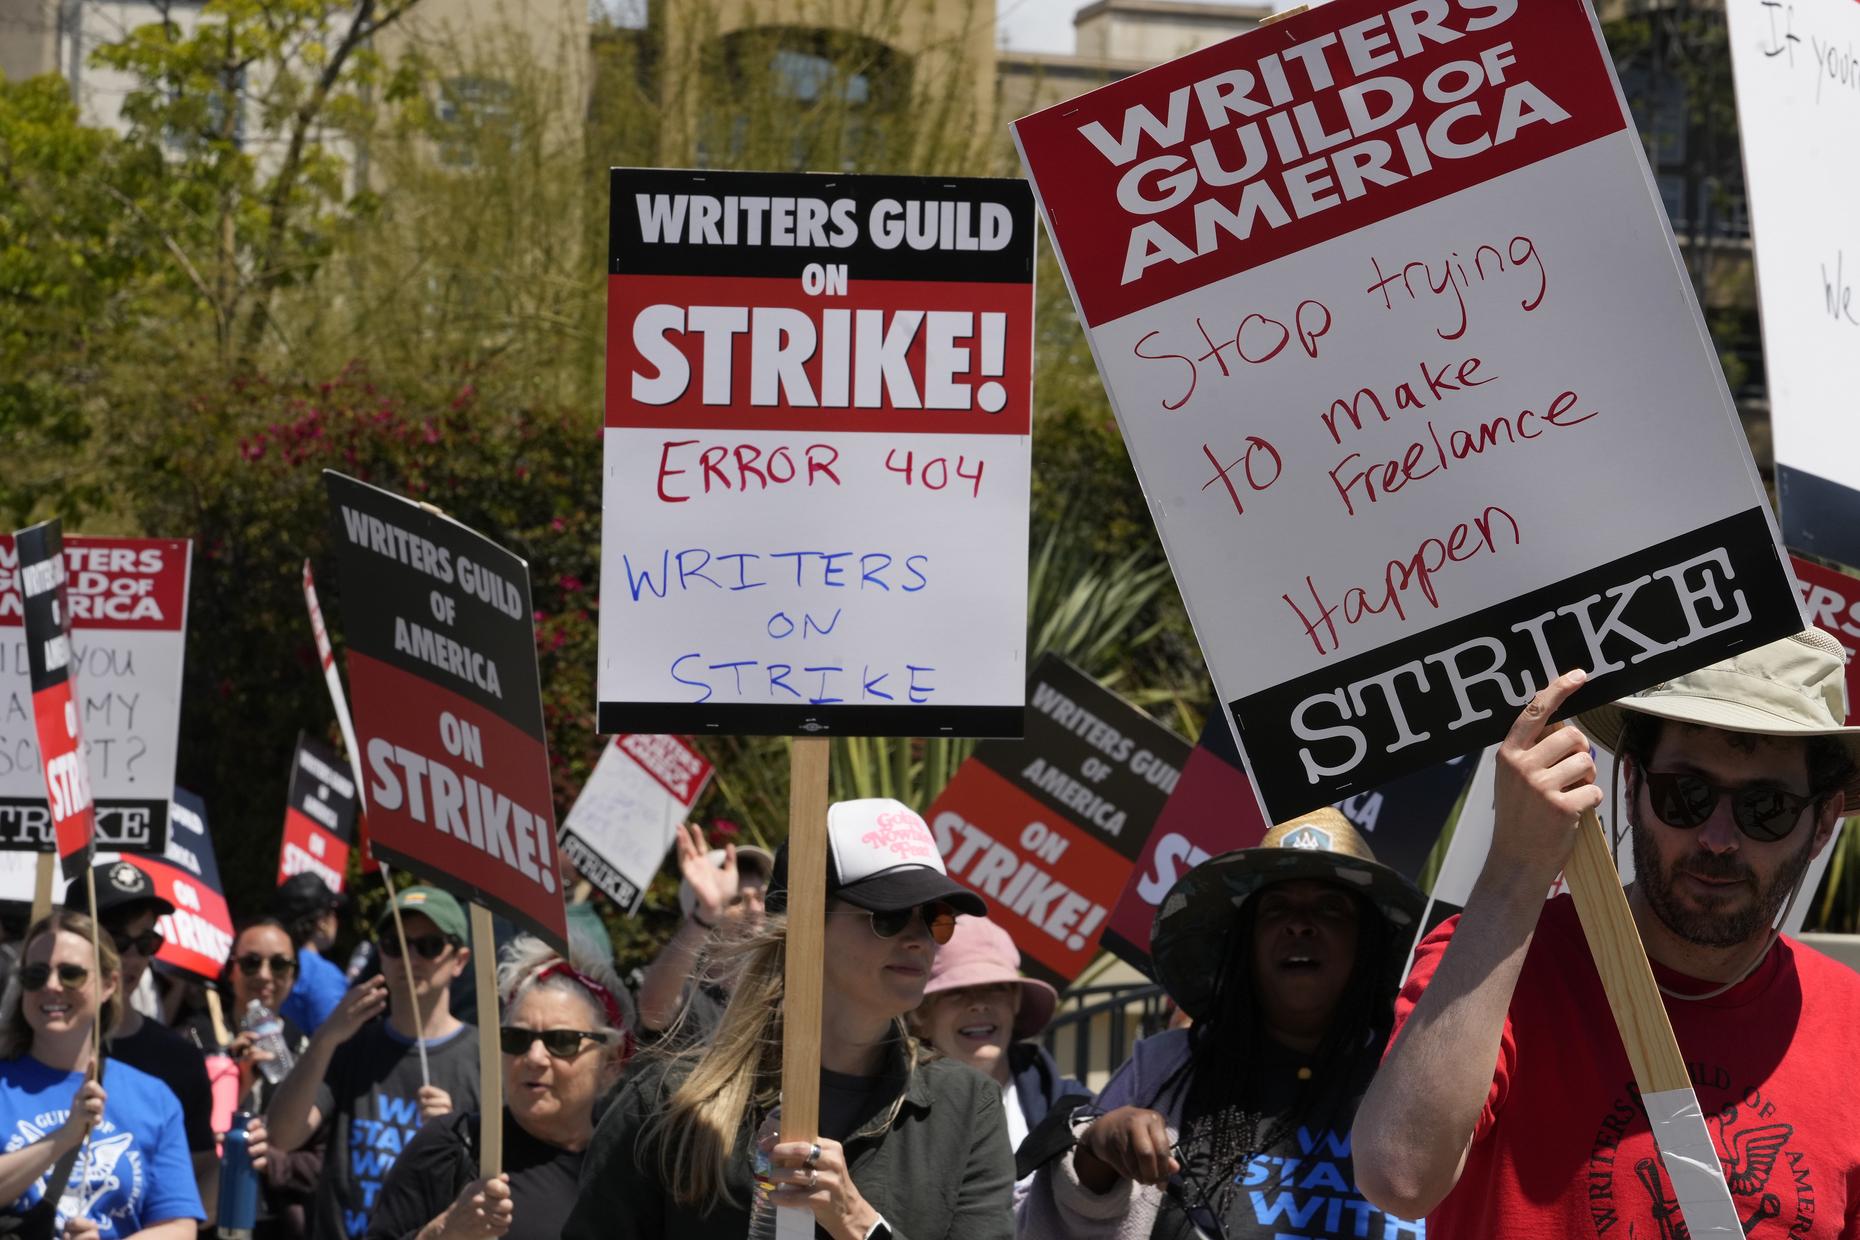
top-left (362, 934), bottom-right (631, 1240)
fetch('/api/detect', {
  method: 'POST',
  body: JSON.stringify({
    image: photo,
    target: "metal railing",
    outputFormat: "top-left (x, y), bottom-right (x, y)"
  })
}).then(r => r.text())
top-left (1038, 981), bottom-right (1170, 1088)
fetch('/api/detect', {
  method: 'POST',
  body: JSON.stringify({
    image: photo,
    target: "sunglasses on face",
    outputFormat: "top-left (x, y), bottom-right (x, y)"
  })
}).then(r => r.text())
top-left (109, 927), bottom-right (164, 959)
top-left (236, 954), bottom-right (297, 977)
top-left (380, 934), bottom-right (455, 961)
top-left (20, 963), bottom-right (91, 992)
top-left (1643, 771), bottom-right (1817, 843)
top-left (497, 1027), bottom-right (609, 1059)
top-left (833, 901), bottom-right (957, 945)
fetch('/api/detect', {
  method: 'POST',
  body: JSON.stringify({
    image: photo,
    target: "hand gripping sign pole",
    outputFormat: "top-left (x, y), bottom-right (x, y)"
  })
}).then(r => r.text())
top-left (302, 558), bottom-right (430, 1088)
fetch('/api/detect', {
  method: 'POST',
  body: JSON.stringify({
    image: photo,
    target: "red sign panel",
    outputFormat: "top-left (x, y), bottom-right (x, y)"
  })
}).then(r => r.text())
top-left (1791, 556), bottom-right (1860, 722)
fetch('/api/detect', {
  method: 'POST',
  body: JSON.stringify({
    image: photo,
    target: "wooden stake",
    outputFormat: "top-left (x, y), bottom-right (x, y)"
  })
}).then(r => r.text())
top-left (381, 867), bottom-right (430, 1088)
top-left (470, 903), bottom-right (502, 1180)
top-left (30, 852), bottom-right (54, 926)
top-left (1564, 806), bottom-right (1739, 1232)
top-left (84, 866), bottom-right (103, 1072)
top-left (206, 988), bottom-right (232, 1048)
top-left (1260, 4), bottom-right (1311, 25)
top-left (778, 737), bottom-right (831, 1149)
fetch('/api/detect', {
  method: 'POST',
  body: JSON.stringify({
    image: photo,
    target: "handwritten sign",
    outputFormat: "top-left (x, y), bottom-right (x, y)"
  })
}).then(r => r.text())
top-left (277, 732), bottom-right (358, 892)
top-left (324, 472), bottom-right (567, 948)
top-left (597, 169), bottom-right (1035, 738)
top-left (1014, 0), bottom-right (1801, 822)
top-left (925, 657), bottom-right (1188, 984)
top-left (0, 533), bottom-right (190, 855)
top-left (557, 734), bottom-right (713, 913)
top-left (1728, 0), bottom-right (1860, 567)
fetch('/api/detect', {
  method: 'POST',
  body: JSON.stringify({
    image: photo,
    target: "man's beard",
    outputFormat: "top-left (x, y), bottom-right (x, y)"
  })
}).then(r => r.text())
top-left (1630, 812), bottom-right (1815, 948)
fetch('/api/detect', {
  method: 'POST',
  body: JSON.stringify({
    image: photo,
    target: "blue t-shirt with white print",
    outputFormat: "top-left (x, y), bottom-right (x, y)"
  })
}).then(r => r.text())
top-left (0, 1055), bottom-right (205, 1237)
top-left (308, 1019), bottom-right (480, 1240)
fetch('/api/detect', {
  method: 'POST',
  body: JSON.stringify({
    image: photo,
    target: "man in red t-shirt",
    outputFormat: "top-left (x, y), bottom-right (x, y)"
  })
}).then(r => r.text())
top-left (1353, 629), bottom-right (1860, 1239)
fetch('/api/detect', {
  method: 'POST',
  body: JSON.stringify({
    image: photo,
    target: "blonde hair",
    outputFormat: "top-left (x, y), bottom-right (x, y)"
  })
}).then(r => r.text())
top-left (640, 910), bottom-right (922, 1208)
top-left (0, 911), bottom-right (125, 1059)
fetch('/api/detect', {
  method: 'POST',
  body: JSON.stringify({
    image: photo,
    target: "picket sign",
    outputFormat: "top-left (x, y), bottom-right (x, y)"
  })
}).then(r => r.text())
top-left (601, 169), bottom-right (1036, 1218)
top-left (1726, 0), bottom-right (1860, 568)
top-left (303, 557), bottom-right (432, 1090)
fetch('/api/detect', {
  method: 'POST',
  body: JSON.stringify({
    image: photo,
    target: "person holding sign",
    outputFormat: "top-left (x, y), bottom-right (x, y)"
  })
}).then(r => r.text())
top-left (564, 798), bottom-right (1015, 1240)
top-left (363, 933), bottom-right (630, 1240)
top-left (267, 888), bottom-right (482, 1240)
top-left (1018, 810), bottom-right (1425, 1239)
top-left (633, 825), bottom-right (772, 1046)
top-left (1354, 632), bottom-right (1860, 1235)
top-left (0, 911), bottom-right (205, 1239)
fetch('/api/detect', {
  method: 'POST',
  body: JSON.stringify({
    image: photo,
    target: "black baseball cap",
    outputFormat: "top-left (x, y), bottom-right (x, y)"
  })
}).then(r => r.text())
top-left (274, 872), bottom-right (344, 924)
top-left (66, 860), bottom-right (175, 921)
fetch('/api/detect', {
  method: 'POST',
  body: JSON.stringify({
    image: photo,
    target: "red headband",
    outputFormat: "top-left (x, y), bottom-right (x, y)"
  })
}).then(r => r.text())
top-left (534, 961), bottom-right (634, 1060)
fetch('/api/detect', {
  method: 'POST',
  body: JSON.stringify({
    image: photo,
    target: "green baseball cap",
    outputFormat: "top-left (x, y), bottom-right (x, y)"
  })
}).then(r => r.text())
top-left (377, 886), bottom-right (468, 942)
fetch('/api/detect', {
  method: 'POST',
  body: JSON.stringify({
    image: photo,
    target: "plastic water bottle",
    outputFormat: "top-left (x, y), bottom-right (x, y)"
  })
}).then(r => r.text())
top-left (242, 1000), bottom-right (295, 1085)
top-left (748, 1103), bottom-right (781, 1240)
top-left (218, 1110), bottom-right (259, 1239)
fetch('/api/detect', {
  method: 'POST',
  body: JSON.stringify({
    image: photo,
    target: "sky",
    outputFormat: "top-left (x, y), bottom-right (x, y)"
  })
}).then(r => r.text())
top-left (996, 0), bottom-right (1299, 54)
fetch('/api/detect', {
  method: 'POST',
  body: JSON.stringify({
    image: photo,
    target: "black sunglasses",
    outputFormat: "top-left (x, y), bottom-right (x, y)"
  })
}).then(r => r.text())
top-left (1644, 771), bottom-right (1817, 843)
top-left (497, 1026), bottom-right (610, 1059)
top-left (109, 927), bottom-right (164, 959)
top-left (380, 934), bottom-right (455, 960)
top-left (236, 953), bottom-right (297, 977)
top-left (831, 901), bottom-right (957, 945)
top-left (21, 963), bottom-right (91, 992)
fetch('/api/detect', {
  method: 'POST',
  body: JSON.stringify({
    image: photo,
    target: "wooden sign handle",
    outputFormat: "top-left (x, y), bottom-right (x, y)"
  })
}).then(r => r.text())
top-left (470, 903), bottom-right (503, 1180)
top-left (1564, 806), bottom-right (1741, 1234)
top-left (779, 737), bottom-right (831, 1146)
top-left (1563, 807), bottom-right (1689, 1092)
top-left (30, 852), bottom-right (54, 927)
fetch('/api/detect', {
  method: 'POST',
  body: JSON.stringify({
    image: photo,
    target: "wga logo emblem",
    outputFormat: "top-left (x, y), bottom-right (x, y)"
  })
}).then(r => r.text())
top-left (1281, 824), bottom-right (1332, 851)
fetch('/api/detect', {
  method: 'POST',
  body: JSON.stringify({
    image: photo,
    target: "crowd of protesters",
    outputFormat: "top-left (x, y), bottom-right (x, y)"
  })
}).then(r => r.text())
top-left (1, 629), bottom-right (1858, 1238)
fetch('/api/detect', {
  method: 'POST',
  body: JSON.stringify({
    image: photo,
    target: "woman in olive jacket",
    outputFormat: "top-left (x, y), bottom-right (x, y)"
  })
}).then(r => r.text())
top-left (564, 799), bottom-right (1014, 1240)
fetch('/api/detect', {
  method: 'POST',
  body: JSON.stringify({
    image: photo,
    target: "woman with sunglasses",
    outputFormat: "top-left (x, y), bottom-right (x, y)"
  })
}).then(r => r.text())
top-left (564, 798), bottom-right (1015, 1240)
top-left (1019, 811), bottom-right (1427, 1240)
top-left (180, 920), bottom-right (320, 1240)
top-left (0, 910), bottom-right (205, 1239)
top-left (364, 933), bottom-right (629, 1240)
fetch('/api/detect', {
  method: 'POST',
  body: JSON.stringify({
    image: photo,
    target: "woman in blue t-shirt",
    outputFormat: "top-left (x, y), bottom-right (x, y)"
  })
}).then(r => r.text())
top-left (0, 909), bottom-right (204, 1240)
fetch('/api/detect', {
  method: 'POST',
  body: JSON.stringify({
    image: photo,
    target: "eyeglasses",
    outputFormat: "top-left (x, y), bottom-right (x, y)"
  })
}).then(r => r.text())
top-left (235, 954), bottom-right (297, 977)
top-left (831, 902), bottom-right (957, 945)
top-left (497, 1027), bottom-right (610, 1059)
top-left (109, 927), bottom-right (164, 958)
top-left (380, 934), bottom-right (455, 960)
top-left (1643, 771), bottom-right (1817, 843)
top-left (20, 963), bottom-right (91, 992)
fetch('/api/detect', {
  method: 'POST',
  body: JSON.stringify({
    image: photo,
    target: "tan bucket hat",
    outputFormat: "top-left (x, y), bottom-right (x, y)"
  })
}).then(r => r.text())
top-left (1578, 627), bottom-right (1860, 805)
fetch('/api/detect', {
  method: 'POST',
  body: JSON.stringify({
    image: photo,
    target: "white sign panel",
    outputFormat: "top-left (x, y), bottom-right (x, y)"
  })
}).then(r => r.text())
top-left (1727, 0), bottom-right (1860, 568)
top-left (1014, 0), bottom-right (1802, 822)
top-left (0, 536), bottom-right (191, 852)
top-left (558, 734), bottom-right (713, 913)
top-left (598, 169), bottom-right (1035, 739)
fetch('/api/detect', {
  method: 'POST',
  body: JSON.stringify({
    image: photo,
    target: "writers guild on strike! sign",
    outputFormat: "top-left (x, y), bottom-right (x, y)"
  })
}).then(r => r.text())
top-left (927, 657), bottom-right (1189, 985)
top-left (324, 472), bottom-right (566, 946)
top-left (1013, 0), bottom-right (1801, 819)
top-left (0, 534), bottom-right (192, 854)
top-left (277, 733), bottom-right (358, 891)
top-left (597, 168), bottom-right (1036, 739)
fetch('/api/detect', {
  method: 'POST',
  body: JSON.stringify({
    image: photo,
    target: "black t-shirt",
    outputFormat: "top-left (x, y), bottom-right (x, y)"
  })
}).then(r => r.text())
top-left (1153, 1040), bottom-right (1384, 1240)
top-left (362, 1109), bottom-right (581, 1240)
top-left (819, 1065), bottom-right (899, 1145)
top-left (109, 1014), bottom-right (215, 1153)
top-left (307, 1020), bottom-right (482, 1240)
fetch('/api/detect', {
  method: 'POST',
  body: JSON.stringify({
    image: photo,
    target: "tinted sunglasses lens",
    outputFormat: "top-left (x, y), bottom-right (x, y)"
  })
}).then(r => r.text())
top-left (923, 903), bottom-right (956, 945)
top-left (1651, 773), bottom-right (1716, 827)
top-left (497, 1028), bottom-right (535, 1055)
top-left (1734, 787), bottom-right (1806, 842)
top-left (541, 1030), bottom-right (588, 1056)
top-left (19, 965), bottom-right (50, 991)
top-left (414, 936), bottom-right (450, 959)
top-left (867, 908), bottom-right (912, 938)
top-left (499, 1028), bottom-right (591, 1057)
top-left (237, 955), bottom-right (295, 976)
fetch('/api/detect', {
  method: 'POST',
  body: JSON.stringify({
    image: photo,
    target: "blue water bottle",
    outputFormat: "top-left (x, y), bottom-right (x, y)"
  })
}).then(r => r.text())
top-left (218, 1111), bottom-right (259, 1240)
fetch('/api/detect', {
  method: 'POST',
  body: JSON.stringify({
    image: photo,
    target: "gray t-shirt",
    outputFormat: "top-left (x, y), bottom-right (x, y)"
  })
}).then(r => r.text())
top-left (307, 1019), bottom-right (481, 1240)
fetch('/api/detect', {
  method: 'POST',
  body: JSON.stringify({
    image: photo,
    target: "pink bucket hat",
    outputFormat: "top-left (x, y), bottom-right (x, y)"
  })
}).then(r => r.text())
top-left (922, 915), bottom-right (1058, 1040)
